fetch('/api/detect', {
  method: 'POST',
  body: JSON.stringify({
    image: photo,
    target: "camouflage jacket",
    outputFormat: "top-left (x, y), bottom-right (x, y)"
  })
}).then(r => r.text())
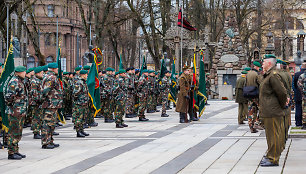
top-left (147, 76), bottom-right (155, 94)
top-left (24, 76), bottom-right (32, 104)
top-left (29, 76), bottom-right (43, 106)
top-left (73, 78), bottom-right (89, 106)
top-left (126, 73), bottom-right (136, 93)
top-left (41, 71), bottom-right (63, 109)
top-left (5, 75), bottom-right (28, 117)
top-left (113, 76), bottom-right (128, 101)
top-left (160, 76), bottom-right (171, 93)
top-left (63, 76), bottom-right (71, 101)
top-left (137, 74), bottom-right (149, 97)
top-left (103, 74), bottom-right (115, 97)
top-left (100, 76), bottom-right (107, 99)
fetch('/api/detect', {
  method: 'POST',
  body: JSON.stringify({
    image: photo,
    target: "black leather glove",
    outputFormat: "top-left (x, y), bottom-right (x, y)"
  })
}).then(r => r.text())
top-left (185, 95), bottom-right (190, 100)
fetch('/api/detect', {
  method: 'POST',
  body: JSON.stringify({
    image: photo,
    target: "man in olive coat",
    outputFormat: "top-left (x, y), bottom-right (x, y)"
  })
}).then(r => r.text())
top-left (176, 66), bottom-right (191, 123)
top-left (259, 54), bottom-right (288, 167)
top-left (235, 71), bottom-right (248, 124)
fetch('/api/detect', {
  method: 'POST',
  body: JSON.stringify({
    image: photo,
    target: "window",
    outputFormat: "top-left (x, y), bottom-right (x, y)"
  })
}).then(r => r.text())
top-left (274, 37), bottom-right (282, 56)
top-left (27, 56), bottom-right (35, 69)
top-left (297, 20), bottom-right (304, 30)
top-left (45, 33), bottom-right (51, 46)
top-left (47, 5), bottom-right (54, 17)
top-left (61, 57), bottom-right (67, 72)
top-left (46, 56), bottom-right (53, 64)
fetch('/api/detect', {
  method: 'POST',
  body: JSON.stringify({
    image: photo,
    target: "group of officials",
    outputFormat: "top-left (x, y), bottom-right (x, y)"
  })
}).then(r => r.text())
top-left (0, 61), bottom-right (179, 160)
top-left (235, 54), bottom-right (294, 167)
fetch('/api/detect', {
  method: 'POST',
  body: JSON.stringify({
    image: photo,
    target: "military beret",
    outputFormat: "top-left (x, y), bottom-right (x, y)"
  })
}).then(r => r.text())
top-left (142, 69), bottom-right (148, 73)
top-left (118, 69), bottom-right (126, 74)
top-left (63, 72), bottom-right (69, 75)
top-left (264, 54), bottom-right (276, 59)
top-left (206, 73), bottom-right (210, 75)
top-left (259, 68), bottom-right (262, 71)
top-left (48, 62), bottom-right (58, 69)
top-left (0, 62), bottom-right (3, 66)
top-left (115, 71), bottom-right (119, 76)
top-left (80, 70), bottom-right (88, 75)
top-left (179, 72), bottom-right (183, 76)
top-left (253, 61), bottom-right (261, 67)
top-left (83, 65), bottom-right (91, 70)
top-left (241, 70), bottom-right (248, 74)
top-left (277, 59), bottom-right (287, 65)
top-left (73, 72), bottom-right (76, 75)
top-left (106, 67), bottom-right (115, 72)
top-left (34, 66), bottom-right (43, 73)
top-left (126, 68), bottom-right (131, 72)
top-left (182, 65), bottom-right (190, 71)
top-left (43, 65), bottom-right (48, 71)
top-left (102, 70), bottom-right (106, 74)
top-left (155, 72), bottom-right (158, 75)
top-left (15, 66), bottom-right (26, 72)
top-left (165, 70), bottom-right (170, 74)
top-left (148, 70), bottom-right (155, 74)
top-left (26, 68), bottom-right (33, 74)
top-left (244, 67), bottom-right (251, 71)
top-left (75, 67), bottom-right (82, 71)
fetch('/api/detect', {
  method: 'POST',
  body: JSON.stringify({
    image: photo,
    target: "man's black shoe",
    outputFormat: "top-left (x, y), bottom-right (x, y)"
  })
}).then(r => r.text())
top-left (125, 114), bottom-right (134, 118)
top-left (161, 114), bottom-right (169, 117)
top-left (139, 117), bottom-right (149, 121)
top-left (15, 152), bottom-right (26, 158)
top-left (42, 144), bottom-right (55, 149)
top-left (166, 107), bottom-right (172, 110)
top-left (33, 134), bottom-right (42, 139)
top-left (89, 122), bottom-right (98, 127)
top-left (121, 123), bottom-right (128, 127)
top-left (116, 124), bottom-right (124, 128)
top-left (147, 110), bottom-right (155, 113)
top-left (155, 110), bottom-right (160, 112)
top-left (65, 117), bottom-right (71, 120)
top-left (95, 115), bottom-right (102, 118)
top-left (0, 142), bottom-right (3, 149)
top-left (53, 132), bottom-right (59, 136)
top-left (192, 117), bottom-right (199, 121)
top-left (8, 154), bottom-right (22, 160)
top-left (302, 124), bottom-right (306, 130)
top-left (81, 131), bottom-right (89, 136)
top-left (51, 143), bottom-right (60, 148)
top-left (77, 131), bottom-right (85, 137)
top-left (57, 123), bottom-right (63, 127)
top-left (260, 160), bottom-right (279, 167)
top-left (260, 157), bottom-right (270, 164)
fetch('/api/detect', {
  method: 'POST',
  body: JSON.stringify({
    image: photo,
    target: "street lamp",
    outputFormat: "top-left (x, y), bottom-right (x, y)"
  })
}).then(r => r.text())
top-left (297, 30), bottom-right (306, 53)
top-left (265, 30), bottom-right (275, 54)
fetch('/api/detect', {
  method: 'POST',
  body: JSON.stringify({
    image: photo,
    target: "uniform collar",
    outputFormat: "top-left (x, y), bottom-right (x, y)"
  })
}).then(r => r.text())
top-left (264, 66), bottom-right (276, 77)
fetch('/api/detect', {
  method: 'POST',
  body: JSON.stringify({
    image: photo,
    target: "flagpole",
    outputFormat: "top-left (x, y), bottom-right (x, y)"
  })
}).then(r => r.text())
top-left (6, 3), bottom-right (9, 56)
top-left (56, 15), bottom-right (59, 60)
top-left (180, 2), bottom-right (183, 72)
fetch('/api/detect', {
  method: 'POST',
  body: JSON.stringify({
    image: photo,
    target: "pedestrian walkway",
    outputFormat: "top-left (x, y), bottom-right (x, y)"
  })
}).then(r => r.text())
top-left (0, 100), bottom-right (305, 174)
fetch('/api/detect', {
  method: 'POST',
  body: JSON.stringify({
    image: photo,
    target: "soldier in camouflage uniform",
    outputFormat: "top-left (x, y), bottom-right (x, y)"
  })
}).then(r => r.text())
top-left (137, 70), bottom-right (149, 121)
top-left (24, 68), bottom-right (34, 128)
top-left (71, 67), bottom-right (82, 123)
top-left (30, 67), bottom-right (44, 139)
top-left (62, 72), bottom-right (71, 120)
top-left (125, 67), bottom-right (136, 118)
top-left (99, 70), bottom-right (107, 118)
top-left (297, 70), bottom-right (306, 130)
top-left (113, 69), bottom-right (129, 128)
top-left (160, 71), bottom-right (171, 117)
top-left (41, 63), bottom-right (63, 149)
top-left (73, 70), bottom-right (90, 137)
top-left (103, 67), bottom-right (116, 123)
top-left (147, 70), bottom-right (156, 113)
top-left (5, 66), bottom-right (28, 160)
top-left (134, 69), bottom-right (140, 116)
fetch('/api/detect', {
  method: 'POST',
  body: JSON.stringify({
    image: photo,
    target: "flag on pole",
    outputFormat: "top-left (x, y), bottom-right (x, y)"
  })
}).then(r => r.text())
top-left (140, 56), bottom-right (147, 76)
top-left (192, 52), bottom-right (197, 108)
top-left (178, 9), bottom-right (197, 31)
top-left (87, 50), bottom-right (101, 117)
top-left (159, 56), bottom-right (167, 80)
top-left (0, 42), bottom-right (15, 132)
top-left (168, 59), bottom-right (177, 104)
top-left (56, 45), bottom-right (66, 124)
top-left (197, 51), bottom-right (207, 117)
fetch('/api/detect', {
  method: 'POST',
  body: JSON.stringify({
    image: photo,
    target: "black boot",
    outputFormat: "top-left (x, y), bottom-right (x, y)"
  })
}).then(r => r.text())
top-left (8, 154), bottom-right (22, 160)
top-left (139, 117), bottom-right (149, 121)
top-left (53, 132), bottom-right (59, 136)
top-left (161, 113), bottom-right (169, 117)
top-left (51, 143), bottom-right (60, 148)
top-left (121, 123), bottom-right (128, 127)
top-left (77, 131), bottom-right (85, 137)
top-left (89, 122), bottom-right (98, 127)
top-left (81, 130), bottom-right (89, 136)
top-left (42, 144), bottom-right (55, 149)
top-left (125, 114), bottom-right (134, 118)
top-left (33, 134), bottom-right (42, 139)
top-left (179, 113), bottom-right (185, 123)
top-left (302, 124), bottom-right (306, 130)
top-left (15, 152), bottom-right (26, 158)
top-left (116, 123), bottom-right (124, 128)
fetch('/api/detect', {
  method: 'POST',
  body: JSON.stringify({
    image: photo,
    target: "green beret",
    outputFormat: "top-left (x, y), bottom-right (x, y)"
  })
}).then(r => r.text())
top-left (63, 72), bottom-right (69, 75)
top-left (0, 62), bottom-right (3, 66)
top-left (118, 69), bottom-right (126, 74)
top-left (264, 54), bottom-right (276, 59)
top-left (48, 62), bottom-right (58, 69)
top-left (206, 73), bottom-right (210, 75)
top-left (241, 70), bottom-right (248, 74)
top-left (244, 67), bottom-right (251, 71)
top-left (277, 59), bottom-right (287, 65)
top-left (75, 67), bottom-right (82, 71)
top-left (15, 66), bottom-right (26, 72)
top-left (83, 65), bottom-right (91, 70)
top-left (253, 61), bottom-right (261, 67)
top-left (80, 70), bottom-right (88, 75)
top-left (148, 70), bottom-right (155, 74)
top-left (43, 65), bottom-right (48, 71)
top-left (26, 68), bottom-right (32, 74)
top-left (115, 71), bottom-right (119, 76)
top-left (106, 67), bottom-right (115, 72)
top-left (34, 66), bottom-right (43, 73)
top-left (179, 72), bottom-right (183, 76)
top-left (142, 69), bottom-right (148, 73)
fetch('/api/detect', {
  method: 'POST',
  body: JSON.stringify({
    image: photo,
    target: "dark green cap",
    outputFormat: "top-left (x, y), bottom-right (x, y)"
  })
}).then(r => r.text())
top-left (75, 67), bottom-right (82, 71)
top-left (264, 54), bottom-right (276, 59)
top-left (15, 66), bottom-right (27, 72)
top-left (253, 61), bottom-right (261, 67)
top-left (106, 67), bottom-right (115, 72)
top-left (48, 62), bottom-right (58, 69)
top-left (118, 69), bottom-right (126, 74)
top-left (83, 65), bottom-right (91, 70)
top-left (115, 71), bottom-right (119, 76)
top-left (277, 59), bottom-right (287, 65)
top-left (34, 66), bottom-right (43, 73)
top-left (142, 69), bottom-right (148, 73)
top-left (0, 62), bottom-right (3, 66)
top-left (244, 67), bottom-right (251, 71)
top-left (26, 68), bottom-right (34, 74)
top-left (80, 70), bottom-right (88, 75)
top-left (179, 72), bottom-right (183, 76)
top-left (63, 72), bottom-right (69, 75)
top-left (43, 65), bottom-right (48, 71)
top-left (241, 70), bottom-right (248, 74)
top-left (148, 70), bottom-right (155, 74)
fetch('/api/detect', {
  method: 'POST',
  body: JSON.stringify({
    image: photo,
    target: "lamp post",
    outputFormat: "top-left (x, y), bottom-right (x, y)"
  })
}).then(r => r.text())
top-left (297, 30), bottom-right (306, 53)
top-left (6, 0), bottom-right (14, 56)
top-left (265, 30), bottom-right (275, 54)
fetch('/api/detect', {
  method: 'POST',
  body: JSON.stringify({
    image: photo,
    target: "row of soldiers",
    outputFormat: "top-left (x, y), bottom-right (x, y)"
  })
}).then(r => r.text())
top-left (0, 62), bottom-right (173, 160)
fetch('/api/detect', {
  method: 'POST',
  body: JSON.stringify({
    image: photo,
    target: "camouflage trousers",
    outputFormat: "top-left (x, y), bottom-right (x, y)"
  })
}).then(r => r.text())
top-left (248, 99), bottom-right (260, 130)
top-left (99, 98), bottom-right (106, 116)
top-left (87, 102), bottom-right (95, 124)
top-left (161, 92), bottom-right (168, 114)
top-left (126, 92), bottom-right (135, 115)
top-left (104, 98), bottom-right (114, 120)
top-left (30, 105), bottom-right (43, 135)
top-left (138, 94), bottom-right (147, 116)
top-left (74, 105), bottom-right (88, 132)
top-left (41, 108), bottom-right (57, 146)
top-left (25, 105), bottom-right (33, 125)
top-left (114, 100), bottom-right (126, 124)
top-left (303, 98), bottom-right (306, 124)
top-left (147, 93), bottom-right (155, 111)
top-left (134, 94), bottom-right (139, 114)
top-left (7, 114), bottom-right (25, 155)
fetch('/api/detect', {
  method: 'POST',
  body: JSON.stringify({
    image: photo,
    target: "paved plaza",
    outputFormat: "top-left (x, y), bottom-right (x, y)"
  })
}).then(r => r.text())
top-left (0, 100), bottom-right (305, 174)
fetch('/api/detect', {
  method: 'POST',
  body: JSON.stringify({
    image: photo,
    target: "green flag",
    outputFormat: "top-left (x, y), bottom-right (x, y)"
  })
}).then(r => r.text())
top-left (197, 53), bottom-right (207, 117)
top-left (168, 59), bottom-right (177, 104)
top-left (119, 53), bottom-right (124, 70)
top-left (87, 53), bottom-right (101, 117)
top-left (140, 56), bottom-right (147, 76)
top-left (56, 46), bottom-right (66, 124)
top-left (0, 42), bottom-right (15, 132)
top-left (159, 57), bottom-right (167, 80)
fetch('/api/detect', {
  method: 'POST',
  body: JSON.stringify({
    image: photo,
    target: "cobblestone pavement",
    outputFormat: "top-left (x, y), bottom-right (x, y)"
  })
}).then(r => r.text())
top-left (0, 100), bottom-right (305, 174)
